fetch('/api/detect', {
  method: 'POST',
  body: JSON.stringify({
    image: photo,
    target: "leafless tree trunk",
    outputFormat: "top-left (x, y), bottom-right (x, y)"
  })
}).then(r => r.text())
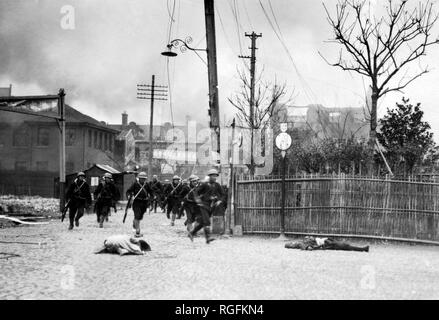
top-left (228, 67), bottom-right (291, 175)
top-left (321, 0), bottom-right (439, 172)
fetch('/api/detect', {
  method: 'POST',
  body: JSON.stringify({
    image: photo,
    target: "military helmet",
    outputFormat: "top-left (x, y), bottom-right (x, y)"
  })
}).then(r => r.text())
top-left (103, 172), bottom-right (112, 179)
top-left (138, 172), bottom-right (147, 179)
top-left (207, 168), bottom-right (219, 176)
top-left (77, 171), bottom-right (85, 177)
top-left (152, 175), bottom-right (158, 179)
top-left (172, 175), bottom-right (180, 180)
top-left (189, 175), bottom-right (199, 182)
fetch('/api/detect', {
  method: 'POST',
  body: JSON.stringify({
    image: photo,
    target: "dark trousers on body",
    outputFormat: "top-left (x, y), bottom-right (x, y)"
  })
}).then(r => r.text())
top-left (191, 204), bottom-right (211, 235)
top-left (69, 201), bottom-right (85, 226)
top-left (96, 201), bottom-right (111, 225)
top-left (323, 239), bottom-right (369, 252)
top-left (133, 199), bottom-right (149, 220)
top-left (166, 199), bottom-right (180, 218)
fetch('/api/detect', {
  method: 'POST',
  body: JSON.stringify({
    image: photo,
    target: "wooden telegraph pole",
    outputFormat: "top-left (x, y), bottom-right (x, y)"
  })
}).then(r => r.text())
top-left (204, 0), bottom-right (221, 169)
top-left (137, 76), bottom-right (168, 178)
top-left (58, 89), bottom-right (66, 212)
top-left (225, 118), bottom-right (236, 235)
top-left (239, 32), bottom-right (262, 176)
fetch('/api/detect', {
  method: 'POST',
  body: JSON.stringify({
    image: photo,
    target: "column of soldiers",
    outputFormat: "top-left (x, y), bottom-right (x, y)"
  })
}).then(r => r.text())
top-left (64, 168), bottom-right (226, 244)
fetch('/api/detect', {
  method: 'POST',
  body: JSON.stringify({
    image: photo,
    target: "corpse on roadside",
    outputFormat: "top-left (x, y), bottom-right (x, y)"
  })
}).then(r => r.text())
top-left (285, 236), bottom-right (369, 252)
top-left (94, 234), bottom-right (151, 256)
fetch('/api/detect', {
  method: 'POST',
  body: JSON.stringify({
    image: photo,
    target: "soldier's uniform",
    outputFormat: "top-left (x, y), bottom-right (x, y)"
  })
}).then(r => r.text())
top-left (94, 173), bottom-right (120, 228)
top-left (149, 175), bottom-right (163, 213)
top-left (160, 179), bottom-right (170, 212)
top-left (126, 172), bottom-right (153, 237)
top-left (189, 169), bottom-right (225, 244)
top-left (180, 175), bottom-right (200, 232)
top-left (164, 176), bottom-right (183, 226)
top-left (65, 172), bottom-right (91, 230)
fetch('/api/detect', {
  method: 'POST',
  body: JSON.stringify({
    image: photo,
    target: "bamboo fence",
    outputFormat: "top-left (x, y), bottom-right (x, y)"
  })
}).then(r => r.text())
top-left (234, 173), bottom-right (439, 242)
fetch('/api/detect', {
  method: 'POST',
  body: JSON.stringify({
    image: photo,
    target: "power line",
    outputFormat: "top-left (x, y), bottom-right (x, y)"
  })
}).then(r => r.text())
top-left (228, 0), bottom-right (244, 55)
top-left (258, 0), bottom-right (321, 106)
top-left (242, 0), bottom-right (254, 31)
top-left (215, 2), bottom-right (239, 57)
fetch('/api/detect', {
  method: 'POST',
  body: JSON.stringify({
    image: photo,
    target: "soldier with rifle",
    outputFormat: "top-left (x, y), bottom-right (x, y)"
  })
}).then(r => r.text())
top-left (94, 172), bottom-right (120, 228)
top-left (164, 175), bottom-right (183, 226)
top-left (149, 175), bottom-right (163, 213)
top-left (65, 172), bottom-right (91, 230)
top-left (180, 175), bottom-right (200, 232)
top-left (188, 169), bottom-right (224, 244)
top-left (126, 172), bottom-right (154, 237)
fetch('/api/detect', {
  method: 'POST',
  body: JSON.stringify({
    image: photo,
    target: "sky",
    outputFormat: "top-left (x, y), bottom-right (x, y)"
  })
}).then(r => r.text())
top-left (1, 0), bottom-right (439, 141)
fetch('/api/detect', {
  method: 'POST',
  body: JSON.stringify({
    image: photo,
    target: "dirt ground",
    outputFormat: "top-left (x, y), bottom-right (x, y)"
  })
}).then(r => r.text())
top-left (0, 210), bottom-right (438, 300)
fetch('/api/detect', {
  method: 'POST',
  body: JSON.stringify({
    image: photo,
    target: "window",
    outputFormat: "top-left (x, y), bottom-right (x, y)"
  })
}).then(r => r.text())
top-left (99, 132), bottom-right (103, 150)
top-left (66, 128), bottom-right (76, 146)
top-left (66, 162), bottom-right (74, 173)
top-left (94, 131), bottom-right (98, 148)
top-left (37, 127), bottom-right (50, 146)
top-left (88, 130), bottom-right (92, 148)
top-left (15, 161), bottom-right (27, 171)
top-left (36, 161), bottom-right (48, 171)
top-left (13, 126), bottom-right (29, 147)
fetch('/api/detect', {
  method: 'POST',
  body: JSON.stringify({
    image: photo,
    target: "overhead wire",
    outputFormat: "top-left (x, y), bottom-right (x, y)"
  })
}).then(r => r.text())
top-left (259, 0), bottom-right (324, 107)
top-left (228, 0), bottom-right (244, 55)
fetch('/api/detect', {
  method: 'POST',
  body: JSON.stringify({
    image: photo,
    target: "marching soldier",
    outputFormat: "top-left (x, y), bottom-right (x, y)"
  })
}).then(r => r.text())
top-left (188, 169), bottom-right (225, 244)
top-left (94, 172), bottom-right (120, 228)
top-left (160, 179), bottom-right (170, 212)
top-left (180, 175), bottom-right (200, 232)
top-left (126, 172), bottom-right (153, 237)
top-left (149, 175), bottom-right (163, 213)
top-left (65, 172), bottom-right (91, 230)
top-left (164, 175), bottom-right (183, 226)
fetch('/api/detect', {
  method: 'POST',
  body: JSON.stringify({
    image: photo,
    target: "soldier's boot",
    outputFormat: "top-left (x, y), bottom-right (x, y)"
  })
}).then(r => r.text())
top-left (68, 224), bottom-right (74, 230)
top-left (204, 227), bottom-right (215, 244)
top-left (170, 214), bottom-right (176, 226)
top-left (75, 219), bottom-right (79, 227)
top-left (99, 215), bottom-right (105, 228)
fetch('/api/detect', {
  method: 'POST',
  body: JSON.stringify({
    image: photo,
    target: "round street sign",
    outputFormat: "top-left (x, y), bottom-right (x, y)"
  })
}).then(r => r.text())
top-left (275, 132), bottom-right (292, 151)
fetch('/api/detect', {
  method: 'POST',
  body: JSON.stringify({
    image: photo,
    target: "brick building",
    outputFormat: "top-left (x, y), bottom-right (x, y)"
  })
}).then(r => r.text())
top-left (0, 105), bottom-right (120, 197)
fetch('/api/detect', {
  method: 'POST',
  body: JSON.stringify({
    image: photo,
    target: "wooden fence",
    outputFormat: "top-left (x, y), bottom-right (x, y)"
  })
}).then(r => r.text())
top-left (234, 174), bottom-right (439, 243)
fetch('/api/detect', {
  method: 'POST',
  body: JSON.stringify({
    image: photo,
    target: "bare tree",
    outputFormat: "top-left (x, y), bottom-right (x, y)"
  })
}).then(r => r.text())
top-left (228, 67), bottom-right (291, 175)
top-left (321, 0), bottom-right (439, 170)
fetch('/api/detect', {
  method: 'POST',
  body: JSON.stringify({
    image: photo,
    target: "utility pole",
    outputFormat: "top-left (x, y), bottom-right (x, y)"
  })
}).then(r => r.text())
top-left (137, 75), bottom-right (168, 178)
top-left (225, 118), bottom-right (236, 235)
top-left (239, 32), bottom-right (262, 176)
top-left (204, 0), bottom-right (221, 170)
top-left (58, 89), bottom-right (66, 212)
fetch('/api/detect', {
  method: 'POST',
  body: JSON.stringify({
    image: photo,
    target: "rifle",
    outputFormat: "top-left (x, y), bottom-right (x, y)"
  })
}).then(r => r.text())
top-left (123, 194), bottom-right (133, 224)
top-left (61, 199), bottom-right (71, 222)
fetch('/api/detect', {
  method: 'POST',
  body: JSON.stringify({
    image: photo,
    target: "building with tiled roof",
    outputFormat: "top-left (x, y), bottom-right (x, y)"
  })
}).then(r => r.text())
top-left (0, 102), bottom-right (121, 197)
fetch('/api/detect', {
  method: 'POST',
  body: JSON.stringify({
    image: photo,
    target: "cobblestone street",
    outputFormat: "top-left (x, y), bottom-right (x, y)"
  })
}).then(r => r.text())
top-left (1, 210), bottom-right (439, 300)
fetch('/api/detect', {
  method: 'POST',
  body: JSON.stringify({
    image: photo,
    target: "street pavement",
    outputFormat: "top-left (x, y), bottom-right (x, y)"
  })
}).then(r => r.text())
top-left (1, 208), bottom-right (439, 300)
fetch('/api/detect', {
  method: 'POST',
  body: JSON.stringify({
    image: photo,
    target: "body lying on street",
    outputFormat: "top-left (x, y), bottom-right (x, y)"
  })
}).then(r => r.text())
top-left (94, 234), bottom-right (151, 256)
top-left (285, 236), bottom-right (369, 252)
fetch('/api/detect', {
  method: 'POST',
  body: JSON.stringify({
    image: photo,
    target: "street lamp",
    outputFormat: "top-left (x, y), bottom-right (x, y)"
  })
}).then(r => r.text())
top-left (161, 37), bottom-right (207, 57)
